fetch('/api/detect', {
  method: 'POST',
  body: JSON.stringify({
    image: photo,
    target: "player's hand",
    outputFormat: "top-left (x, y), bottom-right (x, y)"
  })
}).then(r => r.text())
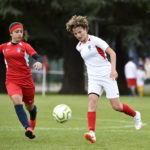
top-left (33, 62), bottom-right (42, 70)
top-left (110, 70), bottom-right (118, 80)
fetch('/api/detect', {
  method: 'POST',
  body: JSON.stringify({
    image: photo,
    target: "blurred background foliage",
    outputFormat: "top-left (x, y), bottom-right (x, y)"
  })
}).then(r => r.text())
top-left (0, 0), bottom-right (150, 94)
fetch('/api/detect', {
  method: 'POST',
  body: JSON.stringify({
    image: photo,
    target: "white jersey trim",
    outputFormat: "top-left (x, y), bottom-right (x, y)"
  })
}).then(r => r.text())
top-left (24, 51), bottom-right (29, 66)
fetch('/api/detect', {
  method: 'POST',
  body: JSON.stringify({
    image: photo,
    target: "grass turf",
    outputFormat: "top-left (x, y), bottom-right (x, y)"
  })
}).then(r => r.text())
top-left (0, 94), bottom-right (150, 150)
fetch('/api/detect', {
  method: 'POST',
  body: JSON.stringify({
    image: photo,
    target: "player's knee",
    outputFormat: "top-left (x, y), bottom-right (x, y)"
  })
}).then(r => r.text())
top-left (88, 100), bottom-right (97, 111)
top-left (88, 105), bottom-right (97, 111)
top-left (112, 105), bottom-right (122, 111)
top-left (25, 104), bottom-right (34, 111)
top-left (11, 95), bottom-right (22, 105)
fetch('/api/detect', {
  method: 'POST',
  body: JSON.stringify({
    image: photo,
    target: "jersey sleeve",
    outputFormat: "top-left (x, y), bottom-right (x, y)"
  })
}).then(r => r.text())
top-left (93, 36), bottom-right (109, 51)
top-left (25, 43), bottom-right (37, 56)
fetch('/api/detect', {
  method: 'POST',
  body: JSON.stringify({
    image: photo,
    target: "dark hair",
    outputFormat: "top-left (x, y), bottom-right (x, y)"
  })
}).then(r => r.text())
top-left (71, 24), bottom-right (86, 31)
top-left (139, 64), bottom-right (143, 68)
top-left (9, 22), bottom-right (28, 41)
top-left (129, 57), bottom-right (134, 61)
top-left (9, 22), bottom-right (23, 31)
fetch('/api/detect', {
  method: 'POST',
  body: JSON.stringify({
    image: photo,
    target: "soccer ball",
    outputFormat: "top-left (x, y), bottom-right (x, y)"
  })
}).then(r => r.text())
top-left (52, 104), bottom-right (72, 123)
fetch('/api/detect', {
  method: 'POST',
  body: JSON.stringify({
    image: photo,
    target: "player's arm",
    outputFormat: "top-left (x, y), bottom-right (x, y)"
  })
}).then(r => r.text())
top-left (106, 47), bottom-right (118, 80)
top-left (32, 54), bottom-right (43, 70)
top-left (25, 43), bottom-right (43, 70)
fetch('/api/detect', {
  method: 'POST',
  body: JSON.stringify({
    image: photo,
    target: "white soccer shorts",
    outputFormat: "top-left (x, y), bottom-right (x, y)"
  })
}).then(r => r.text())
top-left (88, 75), bottom-right (120, 99)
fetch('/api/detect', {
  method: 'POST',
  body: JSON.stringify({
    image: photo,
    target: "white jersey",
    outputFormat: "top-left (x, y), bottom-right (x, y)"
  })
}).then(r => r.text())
top-left (76, 35), bottom-right (111, 79)
top-left (124, 61), bottom-right (137, 79)
top-left (137, 69), bottom-right (146, 86)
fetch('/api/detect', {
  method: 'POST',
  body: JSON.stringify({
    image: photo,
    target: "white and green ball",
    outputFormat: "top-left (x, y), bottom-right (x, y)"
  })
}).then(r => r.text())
top-left (52, 104), bottom-right (72, 123)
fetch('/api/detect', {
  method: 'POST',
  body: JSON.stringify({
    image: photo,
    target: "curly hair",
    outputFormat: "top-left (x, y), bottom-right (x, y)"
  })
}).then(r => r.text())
top-left (66, 15), bottom-right (89, 33)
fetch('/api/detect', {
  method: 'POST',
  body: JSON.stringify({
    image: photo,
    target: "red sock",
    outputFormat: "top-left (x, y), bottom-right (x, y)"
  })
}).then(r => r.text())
top-left (122, 104), bottom-right (136, 117)
top-left (88, 112), bottom-right (96, 132)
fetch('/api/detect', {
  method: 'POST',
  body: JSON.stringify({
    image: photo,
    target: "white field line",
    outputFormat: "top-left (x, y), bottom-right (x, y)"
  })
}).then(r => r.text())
top-left (72, 117), bottom-right (135, 124)
top-left (36, 123), bottom-right (147, 130)
top-left (0, 124), bottom-right (148, 132)
top-left (8, 114), bottom-right (146, 124)
top-left (103, 129), bottom-right (150, 133)
top-left (0, 119), bottom-right (147, 131)
top-left (7, 115), bottom-right (137, 124)
top-left (40, 116), bottom-right (141, 124)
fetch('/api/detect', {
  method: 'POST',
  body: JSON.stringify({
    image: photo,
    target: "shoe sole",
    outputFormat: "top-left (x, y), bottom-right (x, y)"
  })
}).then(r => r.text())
top-left (84, 133), bottom-right (96, 143)
top-left (25, 130), bottom-right (35, 139)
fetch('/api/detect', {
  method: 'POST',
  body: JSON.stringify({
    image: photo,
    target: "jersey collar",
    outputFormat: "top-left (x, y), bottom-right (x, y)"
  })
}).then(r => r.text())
top-left (79, 35), bottom-right (91, 46)
top-left (9, 41), bottom-right (23, 46)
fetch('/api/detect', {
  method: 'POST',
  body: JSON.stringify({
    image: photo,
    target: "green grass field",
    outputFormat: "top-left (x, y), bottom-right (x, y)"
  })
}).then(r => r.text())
top-left (0, 94), bottom-right (150, 150)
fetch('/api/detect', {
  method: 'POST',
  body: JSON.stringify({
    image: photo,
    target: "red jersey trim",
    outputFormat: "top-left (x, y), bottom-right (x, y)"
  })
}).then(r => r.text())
top-left (79, 38), bottom-right (91, 46)
top-left (96, 46), bottom-right (106, 59)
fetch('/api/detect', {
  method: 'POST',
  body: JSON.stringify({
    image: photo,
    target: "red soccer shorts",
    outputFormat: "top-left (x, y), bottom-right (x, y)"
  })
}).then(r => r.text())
top-left (6, 81), bottom-right (35, 105)
top-left (127, 78), bottom-right (137, 87)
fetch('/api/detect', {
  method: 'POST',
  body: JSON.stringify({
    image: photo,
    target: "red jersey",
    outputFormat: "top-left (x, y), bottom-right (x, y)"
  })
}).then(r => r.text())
top-left (0, 41), bottom-right (36, 81)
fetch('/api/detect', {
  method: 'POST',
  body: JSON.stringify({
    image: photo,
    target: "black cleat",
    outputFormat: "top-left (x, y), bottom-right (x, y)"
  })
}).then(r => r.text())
top-left (25, 127), bottom-right (36, 139)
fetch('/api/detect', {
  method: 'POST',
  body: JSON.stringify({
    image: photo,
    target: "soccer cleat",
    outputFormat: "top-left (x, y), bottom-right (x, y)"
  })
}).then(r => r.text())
top-left (29, 115), bottom-right (37, 130)
top-left (25, 127), bottom-right (35, 139)
top-left (84, 131), bottom-right (96, 143)
top-left (134, 111), bottom-right (142, 130)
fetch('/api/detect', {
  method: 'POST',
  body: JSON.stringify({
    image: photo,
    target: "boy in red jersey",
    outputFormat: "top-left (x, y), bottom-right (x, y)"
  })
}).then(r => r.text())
top-left (0, 22), bottom-right (43, 139)
top-left (66, 16), bottom-right (142, 143)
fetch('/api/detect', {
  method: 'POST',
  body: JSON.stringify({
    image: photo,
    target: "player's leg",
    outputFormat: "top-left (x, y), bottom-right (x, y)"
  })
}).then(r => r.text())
top-left (133, 86), bottom-right (138, 97)
top-left (110, 98), bottom-right (142, 130)
top-left (137, 86), bottom-right (143, 97)
top-left (84, 94), bottom-right (98, 143)
top-left (104, 75), bottom-right (142, 130)
top-left (21, 79), bottom-right (36, 139)
top-left (140, 86), bottom-right (144, 97)
top-left (84, 79), bottom-right (102, 143)
top-left (129, 79), bottom-right (138, 97)
top-left (110, 98), bottom-right (135, 116)
top-left (23, 85), bottom-right (37, 131)
top-left (88, 94), bottom-right (99, 131)
top-left (11, 94), bottom-right (35, 139)
top-left (6, 82), bottom-right (35, 139)
top-left (127, 87), bottom-right (133, 96)
top-left (133, 78), bottom-right (138, 96)
top-left (6, 82), bottom-right (31, 130)
top-left (10, 94), bottom-right (31, 129)
top-left (25, 103), bottom-right (37, 130)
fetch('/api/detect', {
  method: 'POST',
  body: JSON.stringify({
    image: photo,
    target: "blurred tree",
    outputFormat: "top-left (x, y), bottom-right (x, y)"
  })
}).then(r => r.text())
top-left (0, 0), bottom-right (150, 94)
top-left (0, 0), bottom-right (21, 93)
top-left (85, 0), bottom-right (150, 93)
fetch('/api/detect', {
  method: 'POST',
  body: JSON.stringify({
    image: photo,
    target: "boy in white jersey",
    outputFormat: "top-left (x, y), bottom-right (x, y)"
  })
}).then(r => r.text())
top-left (124, 58), bottom-right (138, 96)
top-left (66, 15), bottom-right (142, 143)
